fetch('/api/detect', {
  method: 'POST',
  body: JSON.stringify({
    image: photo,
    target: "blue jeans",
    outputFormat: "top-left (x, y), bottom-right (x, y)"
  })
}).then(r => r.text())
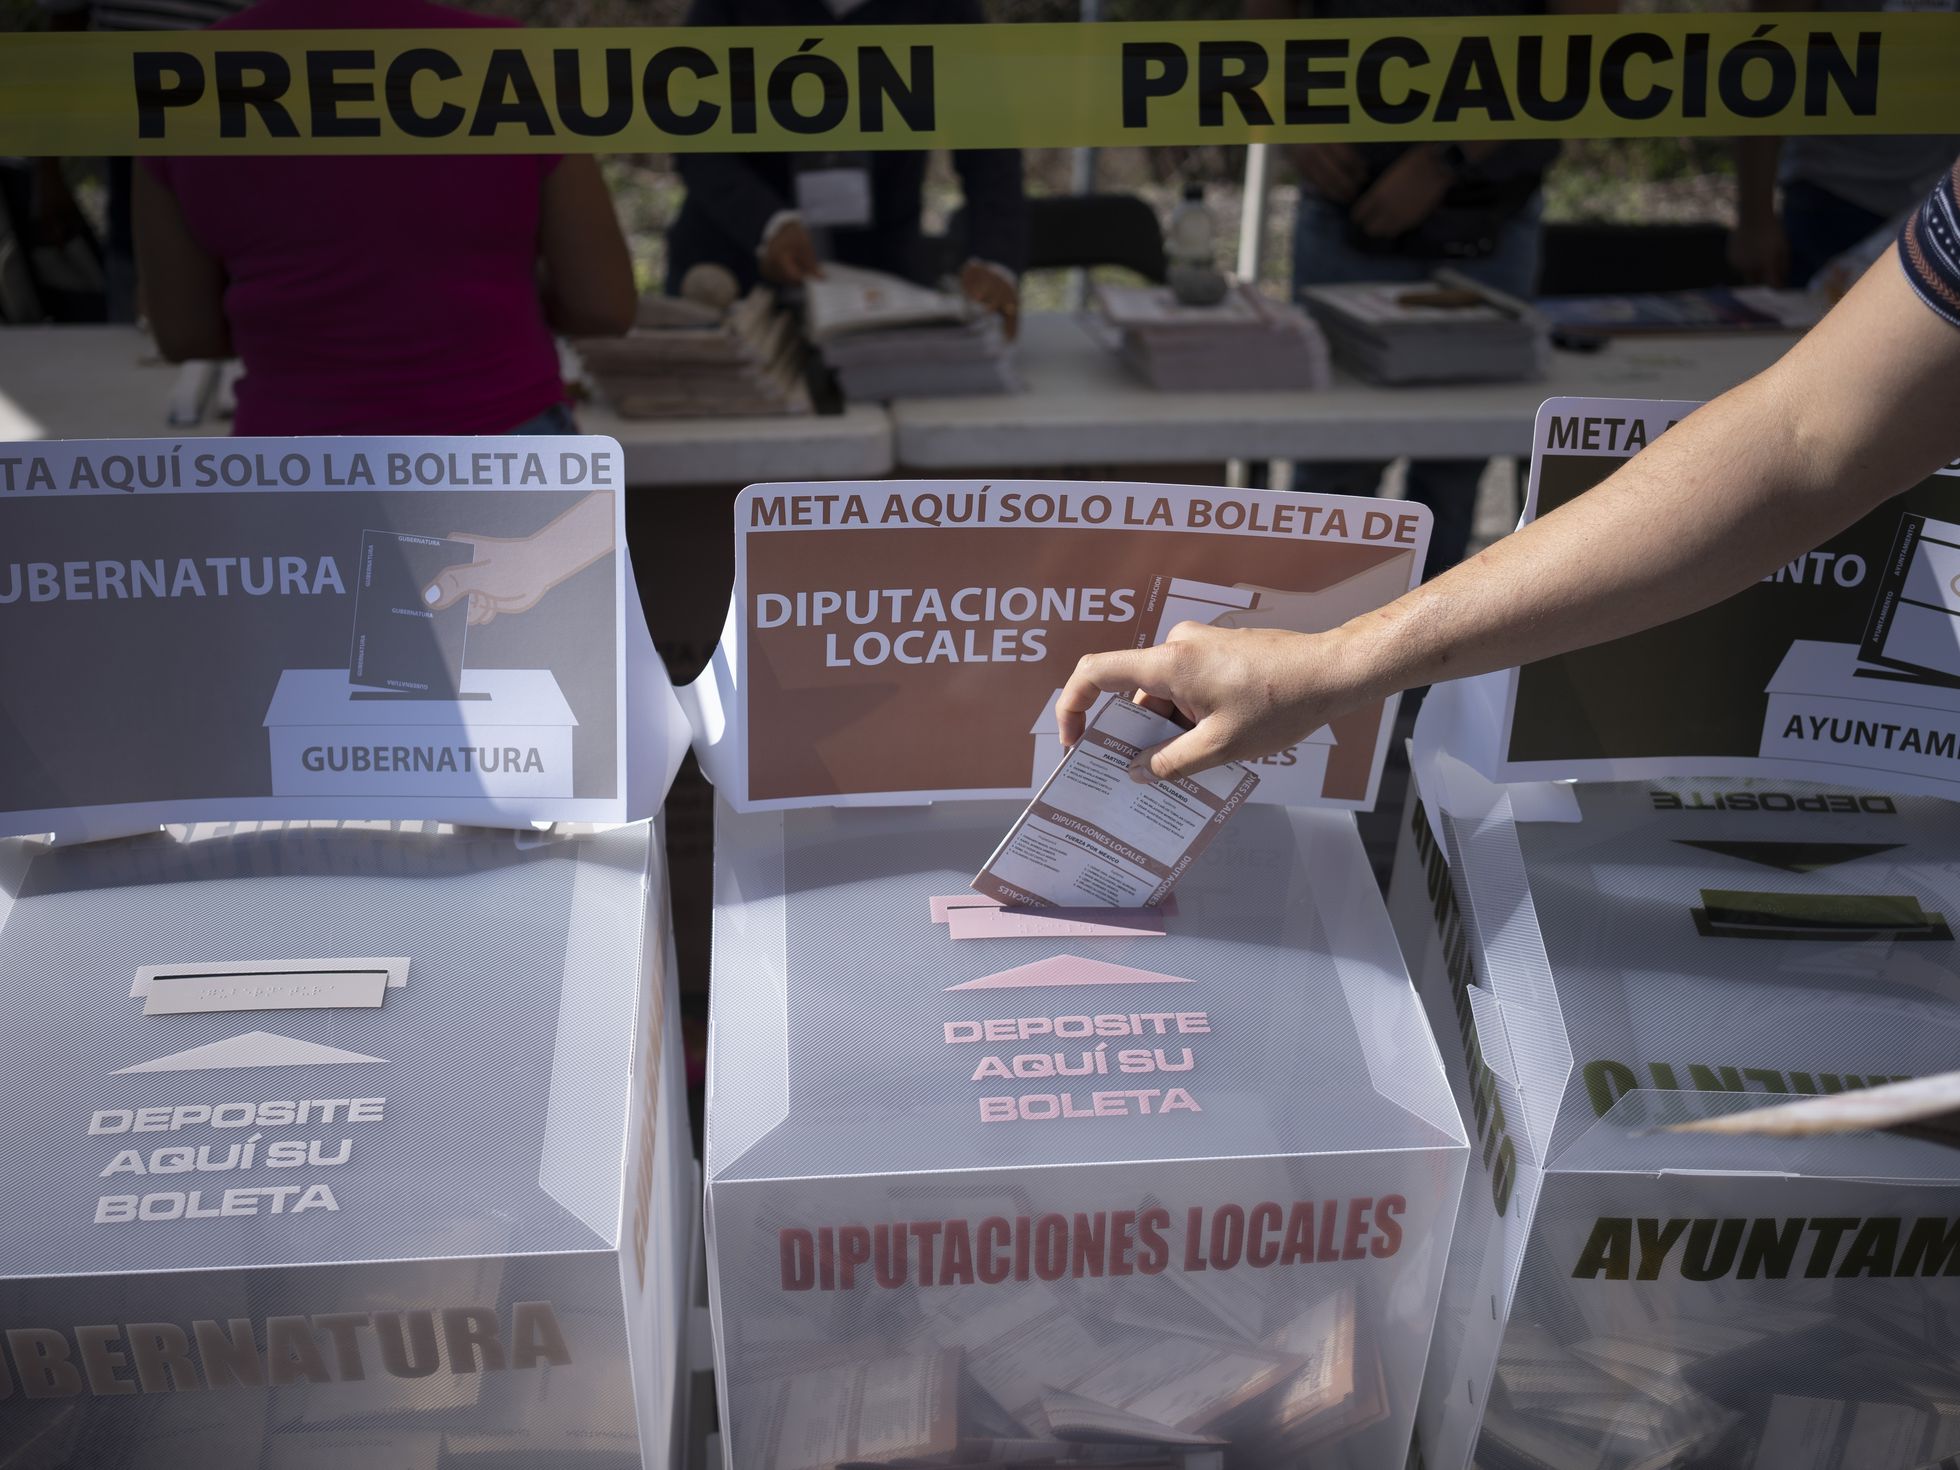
top-left (1291, 191), bottom-right (1544, 580)
top-left (508, 402), bottom-right (579, 434)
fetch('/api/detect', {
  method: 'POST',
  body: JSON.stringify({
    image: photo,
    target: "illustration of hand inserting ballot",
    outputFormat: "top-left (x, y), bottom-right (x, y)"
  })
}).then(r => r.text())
top-left (348, 491), bottom-right (617, 698)
top-left (423, 490), bottom-right (619, 628)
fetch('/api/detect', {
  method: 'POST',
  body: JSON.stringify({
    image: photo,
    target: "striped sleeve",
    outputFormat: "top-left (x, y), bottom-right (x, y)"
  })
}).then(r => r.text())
top-left (1899, 158), bottom-right (1960, 331)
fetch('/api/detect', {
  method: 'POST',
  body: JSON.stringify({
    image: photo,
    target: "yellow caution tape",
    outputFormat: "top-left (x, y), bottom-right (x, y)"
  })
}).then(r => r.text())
top-left (5, 14), bottom-right (1956, 156)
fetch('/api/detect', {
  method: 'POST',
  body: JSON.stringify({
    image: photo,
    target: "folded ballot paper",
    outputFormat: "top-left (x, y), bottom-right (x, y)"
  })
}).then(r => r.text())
top-left (805, 264), bottom-right (1019, 401)
top-left (973, 695), bottom-right (1258, 909)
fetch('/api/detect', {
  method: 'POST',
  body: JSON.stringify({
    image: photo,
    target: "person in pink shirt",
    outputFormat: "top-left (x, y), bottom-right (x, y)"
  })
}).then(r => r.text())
top-left (133, 0), bottom-right (635, 436)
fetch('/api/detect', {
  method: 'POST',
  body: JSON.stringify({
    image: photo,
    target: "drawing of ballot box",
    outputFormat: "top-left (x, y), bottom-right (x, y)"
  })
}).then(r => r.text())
top-left (1758, 640), bottom-right (1960, 790)
top-left (705, 797), bottom-right (1468, 1470)
top-left (0, 817), bottom-right (692, 1470)
top-left (1865, 513), bottom-right (1960, 682)
top-left (1391, 699), bottom-right (1960, 1470)
top-left (262, 669), bottom-right (577, 800)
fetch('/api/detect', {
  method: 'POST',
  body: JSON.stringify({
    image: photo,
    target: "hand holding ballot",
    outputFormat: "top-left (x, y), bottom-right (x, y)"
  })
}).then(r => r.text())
top-left (1059, 620), bottom-right (1354, 785)
top-left (979, 692), bottom-right (1259, 909)
top-left (425, 489), bottom-right (617, 627)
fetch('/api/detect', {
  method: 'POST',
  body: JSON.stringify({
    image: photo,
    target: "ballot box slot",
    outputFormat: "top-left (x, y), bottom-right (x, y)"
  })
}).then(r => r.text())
top-left (133, 957), bottom-right (409, 1015)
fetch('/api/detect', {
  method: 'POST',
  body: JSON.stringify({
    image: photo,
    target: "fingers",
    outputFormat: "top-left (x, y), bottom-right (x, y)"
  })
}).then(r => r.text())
top-left (424, 561), bottom-right (485, 612)
top-left (1056, 647), bottom-right (1174, 747)
top-left (1130, 722), bottom-right (1231, 784)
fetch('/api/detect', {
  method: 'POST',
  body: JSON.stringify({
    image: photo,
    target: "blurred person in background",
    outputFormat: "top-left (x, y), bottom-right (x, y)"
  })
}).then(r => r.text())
top-left (33, 0), bottom-right (251, 323)
top-left (1248, 0), bottom-right (1614, 582)
top-left (1727, 0), bottom-right (1959, 290)
top-left (663, 0), bottom-right (1028, 336)
top-left (134, 0), bottom-right (636, 436)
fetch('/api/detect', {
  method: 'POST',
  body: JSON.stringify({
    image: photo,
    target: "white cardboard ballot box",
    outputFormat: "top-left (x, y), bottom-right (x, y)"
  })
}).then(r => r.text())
top-left (263, 669), bottom-right (579, 800)
top-left (1391, 693), bottom-right (1960, 1470)
top-left (0, 817), bottom-right (691, 1470)
top-left (705, 798), bottom-right (1469, 1470)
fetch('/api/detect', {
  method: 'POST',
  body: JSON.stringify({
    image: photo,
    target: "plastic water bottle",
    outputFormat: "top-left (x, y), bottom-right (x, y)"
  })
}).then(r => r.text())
top-left (1167, 182), bottom-right (1216, 269)
top-left (1167, 183), bottom-right (1228, 306)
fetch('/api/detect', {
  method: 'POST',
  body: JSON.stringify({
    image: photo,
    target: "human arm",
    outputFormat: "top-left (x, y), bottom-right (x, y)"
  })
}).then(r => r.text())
top-left (1059, 249), bottom-right (1960, 777)
top-left (953, 148), bottom-right (1029, 279)
top-left (940, 0), bottom-right (1026, 333)
top-left (951, 148), bottom-right (1025, 338)
top-left (951, 147), bottom-right (1026, 325)
top-left (1348, 140), bottom-right (1503, 238)
top-left (130, 164), bottom-right (232, 361)
top-left (1727, 0), bottom-right (1809, 285)
top-left (668, 0), bottom-right (812, 281)
top-left (539, 156), bottom-right (637, 337)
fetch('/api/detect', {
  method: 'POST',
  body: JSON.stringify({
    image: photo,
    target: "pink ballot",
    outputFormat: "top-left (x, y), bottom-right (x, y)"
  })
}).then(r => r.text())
top-left (974, 694), bottom-right (1259, 909)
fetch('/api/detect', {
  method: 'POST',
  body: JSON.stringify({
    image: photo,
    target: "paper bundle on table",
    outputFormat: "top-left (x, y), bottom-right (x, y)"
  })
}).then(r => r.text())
top-left (1095, 282), bottom-right (1330, 392)
top-left (578, 290), bottom-right (812, 418)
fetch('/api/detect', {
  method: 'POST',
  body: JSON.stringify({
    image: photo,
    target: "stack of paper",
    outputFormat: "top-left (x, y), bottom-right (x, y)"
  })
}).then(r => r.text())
top-left (1536, 286), bottom-right (1826, 335)
top-left (1095, 282), bottom-right (1331, 392)
top-left (1299, 273), bottom-right (1548, 385)
top-left (576, 289), bottom-right (811, 418)
top-left (805, 264), bottom-right (1019, 401)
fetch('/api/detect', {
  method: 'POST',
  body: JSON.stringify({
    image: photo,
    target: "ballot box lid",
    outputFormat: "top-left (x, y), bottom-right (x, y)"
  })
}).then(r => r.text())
top-left (705, 799), bottom-right (1465, 1185)
top-left (1426, 769), bottom-right (1960, 1173)
top-left (0, 821), bottom-right (661, 1279)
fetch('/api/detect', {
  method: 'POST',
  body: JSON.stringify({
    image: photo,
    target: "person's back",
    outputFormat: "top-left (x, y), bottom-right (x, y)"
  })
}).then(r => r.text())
top-left (137, 0), bottom-right (634, 435)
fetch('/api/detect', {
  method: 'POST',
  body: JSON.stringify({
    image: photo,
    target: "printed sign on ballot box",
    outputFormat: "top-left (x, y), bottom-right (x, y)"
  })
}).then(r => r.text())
top-left (1466, 399), bottom-right (1960, 800)
top-left (0, 437), bottom-right (684, 838)
top-left (701, 479), bottom-right (1431, 812)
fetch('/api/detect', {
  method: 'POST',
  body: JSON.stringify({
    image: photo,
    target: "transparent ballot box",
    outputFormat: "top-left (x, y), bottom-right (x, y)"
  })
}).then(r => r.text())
top-left (1390, 750), bottom-right (1960, 1470)
top-left (0, 820), bottom-right (692, 1470)
top-left (705, 798), bottom-right (1468, 1470)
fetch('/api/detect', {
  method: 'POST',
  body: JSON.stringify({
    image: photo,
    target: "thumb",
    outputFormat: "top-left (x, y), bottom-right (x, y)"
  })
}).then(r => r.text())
top-left (1130, 722), bottom-right (1231, 784)
top-left (424, 558), bottom-right (489, 613)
